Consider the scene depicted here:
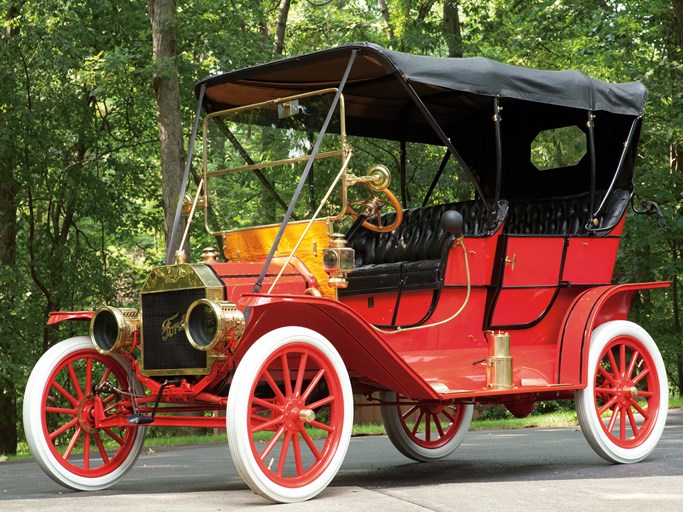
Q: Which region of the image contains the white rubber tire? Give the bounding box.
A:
[380,390,473,462]
[227,326,353,503]
[575,321,668,464]
[23,337,146,490]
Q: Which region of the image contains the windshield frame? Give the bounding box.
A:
[200,88,348,237]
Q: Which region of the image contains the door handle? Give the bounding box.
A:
[505,254,516,271]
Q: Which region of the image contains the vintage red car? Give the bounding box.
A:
[24,42,668,503]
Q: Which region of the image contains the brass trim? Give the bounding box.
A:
[504,254,516,271]
[299,409,316,423]
[305,287,322,297]
[139,263,224,377]
[203,88,344,127]
[201,247,220,262]
[206,150,343,179]
[139,367,211,377]
[141,263,223,294]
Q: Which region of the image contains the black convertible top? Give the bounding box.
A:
[197,42,646,118]
[195,43,644,201]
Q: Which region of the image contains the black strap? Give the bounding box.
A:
[422,149,451,207]
[166,85,206,264]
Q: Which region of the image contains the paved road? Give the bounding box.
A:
[2,408,683,511]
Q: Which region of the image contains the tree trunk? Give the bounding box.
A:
[0,173,17,268]
[274,0,292,56]
[0,153,18,456]
[147,0,186,256]
[0,0,25,457]
[673,0,683,54]
[670,0,683,393]
[443,0,463,58]
[378,0,395,42]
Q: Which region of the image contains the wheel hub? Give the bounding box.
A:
[612,374,639,406]
[283,397,308,431]
[77,394,98,433]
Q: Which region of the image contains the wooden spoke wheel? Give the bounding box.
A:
[380,391,473,462]
[575,321,668,463]
[23,337,145,490]
[227,327,353,503]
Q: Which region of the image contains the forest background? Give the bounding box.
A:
[1,0,682,455]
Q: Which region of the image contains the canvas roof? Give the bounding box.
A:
[195,43,644,200]
[197,42,646,121]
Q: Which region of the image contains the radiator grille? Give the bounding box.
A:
[141,289,207,375]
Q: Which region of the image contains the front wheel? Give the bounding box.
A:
[380,390,473,462]
[575,321,668,463]
[227,327,353,503]
[23,337,146,490]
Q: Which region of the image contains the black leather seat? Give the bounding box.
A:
[505,188,631,236]
[340,200,508,295]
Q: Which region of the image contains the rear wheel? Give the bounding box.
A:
[380,390,473,462]
[227,327,353,503]
[575,321,668,463]
[23,337,146,490]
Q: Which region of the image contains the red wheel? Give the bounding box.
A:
[23,337,145,490]
[380,391,472,461]
[227,327,353,502]
[575,321,668,463]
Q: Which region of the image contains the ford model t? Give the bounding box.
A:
[24,43,668,503]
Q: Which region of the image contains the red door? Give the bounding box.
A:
[488,236,565,328]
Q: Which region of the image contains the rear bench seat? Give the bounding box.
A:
[505,188,631,235]
[339,199,508,296]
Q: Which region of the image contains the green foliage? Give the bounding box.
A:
[1,0,682,455]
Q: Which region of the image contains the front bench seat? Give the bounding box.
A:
[339,199,507,296]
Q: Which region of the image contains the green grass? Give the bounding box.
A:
[470,410,579,430]
[669,395,683,408]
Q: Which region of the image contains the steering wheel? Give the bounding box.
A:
[346,183,403,233]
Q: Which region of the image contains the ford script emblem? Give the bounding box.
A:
[161,312,185,342]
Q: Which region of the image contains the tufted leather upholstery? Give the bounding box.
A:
[505,188,631,236]
[340,200,507,295]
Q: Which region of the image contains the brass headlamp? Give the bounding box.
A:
[90,306,139,354]
[184,299,245,352]
[322,233,355,288]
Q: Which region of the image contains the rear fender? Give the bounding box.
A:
[236,294,440,400]
[557,282,669,386]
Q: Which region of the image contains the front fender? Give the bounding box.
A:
[236,294,440,400]
[47,311,94,325]
[557,282,669,386]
